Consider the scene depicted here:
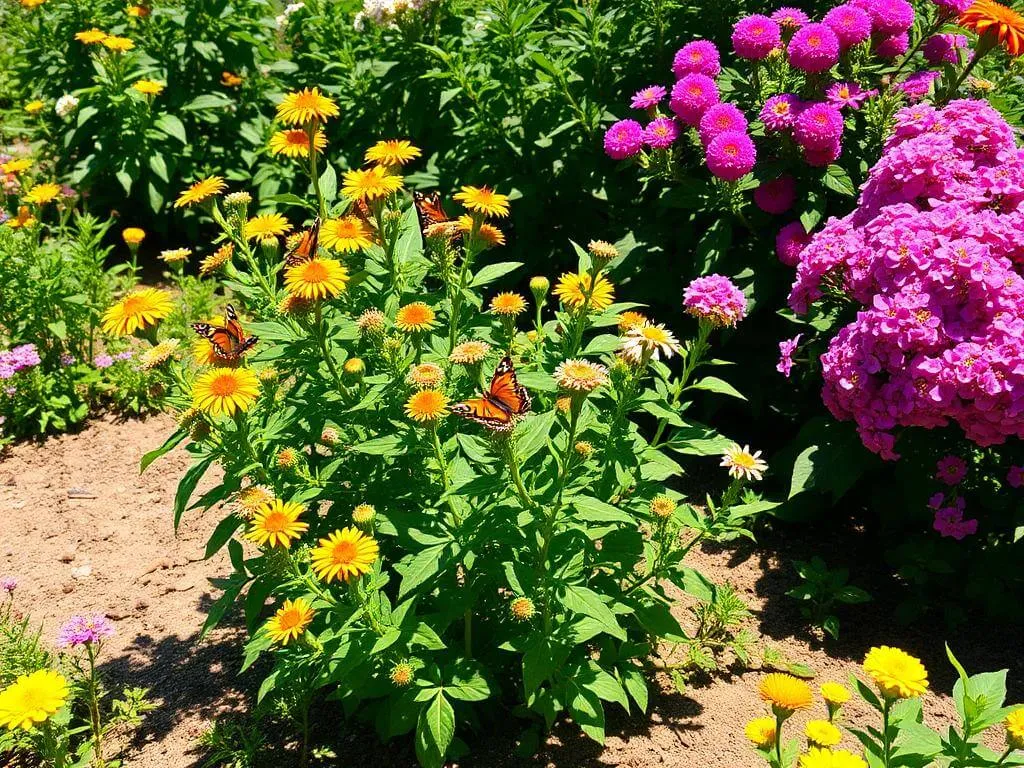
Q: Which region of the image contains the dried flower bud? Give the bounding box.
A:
[587,239,619,267]
[320,427,339,446]
[276,447,299,470]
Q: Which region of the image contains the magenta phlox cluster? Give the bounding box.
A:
[0,344,41,381]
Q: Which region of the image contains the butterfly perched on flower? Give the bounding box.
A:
[284,217,321,267]
[413,190,459,242]
[451,356,531,428]
[191,305,258,361]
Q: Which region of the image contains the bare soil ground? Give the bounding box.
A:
[1,415,1020,767]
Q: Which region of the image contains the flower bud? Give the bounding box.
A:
[344,357,365,377]
[529,275,550,304]
[352,503,376,527]
[574,441,594,458]
[276,447,299,470]
[587,239,619,268]
[509,597,536,622]
[320,427,339,446]
[650,494,677,519]
[390,661,414,687]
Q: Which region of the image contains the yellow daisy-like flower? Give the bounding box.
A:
[394,302,436,333]
[247,499,309,548]
[174,176,227,208]
[554,271,615,313]
[758,673,813,716]
[75,28,108,44]
[649,495,677,519]
[365,139,422,167]
[284,258,349,300]
[264,598,314,645]
[268,128,326,159]
[341,165,404,202]
[276,87,339,126]
[101,35,135,52]
[456,215,505,247]
[554,358,609,393]
[310,527,379,583]
[390,661,415,686]
[449,340,491,365]
[132,79,164,96]
[122,227,145,246]
[798,748,867,768]
[343,358,365,375]
[617,311,648,332]
[139,338,180,370]
[744,717,777,749]
[862,647,929,700]
[405,389,449,423]
[125,4,150,17]
[20,0,45,9]
[192,337,219,367]
[159,247,191,264]
[489,292,527,316]
[1005,710,1024,750]
[721,443,768,482]
[0,670,69,731]
[820,682,850,707]
[619,322,682,364]
[406,363,445,389]
[7,207,37,229]
[243,213,292,244]
[192,367,260,417]
[24,101,45,115]
[510,597,536,622]
[320,216,373,253]
[200,243,234,275]
[1,158,32,174]
[24,183,61,206]
[101,288,173,336]
[806,720,843,748]
[453,185,510,218]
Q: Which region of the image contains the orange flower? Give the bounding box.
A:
[961,1,1024,56]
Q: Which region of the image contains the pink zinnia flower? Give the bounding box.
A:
[823,4,873,50]
[673,40,721,78]
[936,455,968,486]
[934,505,978,540]
[771,7,809,29]
[894,71,941,102]
[793,103,845,151]
[853,0,914,36]
[931,0,972,15]
[603,119,644,160]
[643,117,680,149]
[804,142,842,167]
[777,334,803,377]
[630,85,666,110]
[788,23,841,73]
[705,130,757,182]
[670,74,720,125]
[875,32,909,59]
[698,103,748,146]
[1008,465,1024,488]
[826,82,873,110]
[923,33,968,65]
[732,14,782,60]
[776,221,811,267]
[683,274,748,327]
[760,94,802,131]
[754,176,796,214]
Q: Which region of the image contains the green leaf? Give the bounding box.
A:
[153,114,186,144]
[559,585,625,640]
[352,434,407,456]
[470,261,522,287]
[690,376,745,400]
[515,410,556,462]
[173,456,214,530]
[566,678,606,744]
[319,163,338,203]
[415,693,455,768]
[204,515,243,559]
[446,660,493,702]
[823,164,856,196]
[571,496,635,525]
[398,544,447,599]
[182,93,231,111]
[621,666,648,713]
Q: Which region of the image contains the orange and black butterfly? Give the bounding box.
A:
[191,305,258,361]
[413,190,459,242]
[284,216,321,267]
[451,356,531,428]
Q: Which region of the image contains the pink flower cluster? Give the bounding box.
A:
[930,493,978,539]
[684,274,748,328]
[57,614,116,648]
[0,344,41,380]
[787,100,1024,459]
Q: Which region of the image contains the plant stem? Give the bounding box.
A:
[650,322,712,447]
[314,303,346,396]
[87,644,105,768]
[882,698,892,768]
[774,713,784,768]
[307,122,326,219]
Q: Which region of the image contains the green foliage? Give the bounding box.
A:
[786,557,871,640]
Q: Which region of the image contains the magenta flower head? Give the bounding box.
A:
[874,31,909,58]
[804,141,843,167]
[788,23,841,73]
[776,221,811,266]
[853,0,914,36]
[754,176,797,214]
[936,455,968,486]
[643,117,680,149]
[93,354,114,369]
[683,274,748,328]
[923,33,968,65]
[931,0,972,15]
[793,102,845,151]
[826,82,874,110]
[0,577,16,595]
[57,614,115,648]
[823,4,873,50]
[732,14,782,60]
[1008,465,1024,488]
[630,85,667,110]
[705,131,757,182]
[895,71,941,102]
[934,504,978,540]
[673,40,721,78]
[603,119,644,160]
[760,93,802,131]
[670,74,720,125]
[771,7,809,30]
[698,103,749,146]
[777,334,803,377]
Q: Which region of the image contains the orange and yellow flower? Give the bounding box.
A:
[284,258,349,300]
[405,389,449,423]
[75,28,108,44]
[101,288,173,336]
[364,139,421,167]
[132,79,164,96]
[310,527,379,582]
[276,87,339,126]
[265,598,314,645]
[175,176,226,208]
[192,367,260,416]
[247,499,308,548]
[268,128,326,158]
[454,185,510,218]
[320,216,373,252]
[101,35,135,52]
[394,301,436,332]
[24,183,61,205]
[961,1,1024,56]
[342,165,404,202]
[1,158,31,174]
[243,213,292,244]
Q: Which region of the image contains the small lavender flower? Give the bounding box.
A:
[56,614,115,648]
[0,577,17,594]
[94,354,114,369]
[115,350,134,361]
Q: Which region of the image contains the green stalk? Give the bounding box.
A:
[650,321,712,447]
[774,713,784,768]
[306,121,326,219]
[86,644,105,768]
[941,35,997,104]
[882,698,892,768]
[314,303,346,396]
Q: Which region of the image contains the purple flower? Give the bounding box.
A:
[10,344,40,370]
[788,23,841,73]
[933,497,977,540]
[603,119,644,160]
[823,4,873,50]
[60,353,76,366]
[771,7,809,29]
[669,74,720,126]
[732,15,782,60]
[56,614,115,648]
[776,221,811,267]
[894,71,941,102]
[793,103,845,152]
[0,577,17,594]
[630,85,666,110]
[760,94,802,131]
[643,117,680,149]
[1008,466,1024,488]
[0,363,15,381]
[672,40,721,78]
[115,350,134,361]
[683,274,748,328]
[804,142,843,167]
[875,32,909,59]
[777,334,803,377]
[754,176,797,214]
[826,82,874,110]
[705,130,757,182]
[698,103,748,146]
[853,0,915,36]
[936,455,968,486]
[923,33,968,65]
[931,0,972,15]
[94,354,114,369]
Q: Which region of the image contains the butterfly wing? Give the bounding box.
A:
[486,356,531,415]
[285,217,322,267]
[414,190,457,241]
[191,306,258,361]
[451,397,514,427]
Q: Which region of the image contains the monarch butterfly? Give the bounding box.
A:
[191,305,258,361]
[451,356,531,428]
[413,190,459,242]
[284,217,321,267]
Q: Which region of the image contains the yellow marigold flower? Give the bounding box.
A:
[574,440,594,458]
[24,183,61,206]
[456,214,506,247]
[343,357,365,375]
[125,4,150,17]
[192,367,260,417]
[310,527,379,583]
[390,661,415,686]
[132,79,164,96]
[758,673,813,716]
[453,185,510,218]
[20,0,45,9]
[175,176,226,208]
[1,158,32,174]
[265,598,314,645]
[555,395,572,414]
[101,35,135,52]
[122,227,145,246]
[554,358,609,393]
[102,288,173,336]
[351,503,376,526]
[863,646,929,700]
[247,499,308,548]
[0,670,69,731]
[405,389,449,423]
[159,247,191,263]
[510,597,536,622]
[221,71,243,87]
[799,748,866,768]
[649,495,676,519]
[406,363,445,389]
[236,486,274,517]
[284,258,349,300]
[806,720,842,748]
[200,243,234,275]
[342,165,404,202]
[1005,710,1024,750]
[744,717,777,749]
[243,213,292,244]
[24,100,45,115]
[364,139,421,167]
[276,87,339,126]
[75,28,108,44]
[395,302,436,333]
[554,271,615,313]
[820,682,850,707]
[489,292,527,316]
[449,340,490,365]
[320,216,373,253]
[268,128,326,159]
[139,338,180,370]
[191,337,219,366]
[617,311,648,332]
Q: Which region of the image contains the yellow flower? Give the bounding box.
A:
[510,597,536,622]
[247,499,309,548]
[390,661,415,686]
[221,71,243,87]
[20,0,45,8]
[554,271,615,313]
[275,87,339,126]
[236,486,274,517]
[449,340,490,365]
[799,748,867,768]
[159,247,191,263]
[192,367,260,416]
[806,720,842,748]
[721,443,769,482]
[320,216,373,253]
[344,358,365,375]
[276,447,299,469]
[175,176,227,208]
[1,158,32,174]
[24,100,45,115]
[405,389,449,423]
[268,128,326,158]
[102,288,173,336]
[0,670,69,731]
[101,35,135,52]
[649,495,677,519]
[351,503,375,525]
[265,598,314,645]
[619,322,681,364]
[588,239,619,264]
[457,215,505,247]
[489,292,527,316]
[139,338,180,370]
[24,183,61,206]
[364,139,422,167]
[200,243,234,275]
[395,302,436,333]
[243,213,293,244]
[192,337,219,366]
[453,185,510,218]
[310,527,379,583]
[820,682,850,707]
[863,647,929,700]
[617,311,648,332]
[125,4,150,17]
[341,165,404,202]
[1005,710,1024,750]
[132,79,164,96]
[406,363,445,389]
[554,358,609,393]
[7,207,37,229]
[758,673,813,716]
[122,227,146,246]
[75,28,108,44]
[745,717,777,749]
[284,258,349,300]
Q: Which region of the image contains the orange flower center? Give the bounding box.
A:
[210,373,239,396]
[331,540,357,564]
[121,296,144,316]
[278,608,304,629]
[262,511,289,532]
[300,260,328,283]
